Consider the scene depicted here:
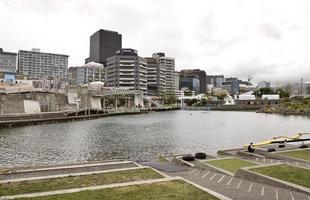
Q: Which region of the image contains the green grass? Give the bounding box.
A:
[17,180,220,200]
[251,164,310,188]
[205,158,257,173]
[0,168,162,196]
[277,149,310,161]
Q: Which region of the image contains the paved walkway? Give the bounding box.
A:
[164,168,310,200]
[238,154,310,169]
[0,161,137,180]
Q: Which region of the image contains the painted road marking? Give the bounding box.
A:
[261,185,264,196]
[256,157,259,161]
[263,158,266,162]
[237,180,242,189]
[209,173,217,181]
[217,175,225,183]
[202,171,210,178]
[226,177,233,185]
[275,188,279,200]
[291,192,295,200]
[248,183,253,192]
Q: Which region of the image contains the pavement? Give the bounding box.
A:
[0,161,137,180]
[163,167,310,200]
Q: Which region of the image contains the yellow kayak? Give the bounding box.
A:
[243,133,310,147]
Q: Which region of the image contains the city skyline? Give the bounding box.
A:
[0,0,309,84]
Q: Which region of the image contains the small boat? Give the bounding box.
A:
[244,133,310,147]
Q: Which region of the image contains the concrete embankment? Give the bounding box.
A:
[0,107,180,128]
[183,105,261,111]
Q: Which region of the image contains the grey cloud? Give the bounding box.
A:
[260,23,282,40]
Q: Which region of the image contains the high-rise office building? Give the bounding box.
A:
[152,53,175,95]
[68,62,105,85]
[86,29,122,64]
[18,49,69,79]
[0,48,17,72]
[145,57,165,96]
[106,49,147,94]
[174,71,180,91]
[179,69,206,94]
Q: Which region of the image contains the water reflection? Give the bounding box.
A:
[1,111,310,166]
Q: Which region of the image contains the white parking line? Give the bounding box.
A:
[291,192,295,200]
[202,171,210,178]
[217,175,225,183]
[261,185,264,196]
[248,183,253,192]
[209,173,217,181]
[271,159,273,163]
[226,177,233,185]
[237,180,242,189]
[275,188,279,200]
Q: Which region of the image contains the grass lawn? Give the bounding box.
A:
[0,168,162,196]
[277,149,310,161]
[205,158,257,173]
[17,180,220,200]
[251,164,310,188]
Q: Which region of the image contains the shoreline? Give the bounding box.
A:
[0,107,180,128]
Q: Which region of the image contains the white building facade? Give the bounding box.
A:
[106,49,147,94]
[18,49,68,79]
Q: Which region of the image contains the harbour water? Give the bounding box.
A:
[1,110,310,167]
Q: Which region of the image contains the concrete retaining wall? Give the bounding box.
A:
[0,92,75,114]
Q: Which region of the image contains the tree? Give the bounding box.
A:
[164,95,177,105]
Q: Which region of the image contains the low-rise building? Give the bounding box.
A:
[68,62,104,85]
[222,77,240,95]
[207,75,224,88]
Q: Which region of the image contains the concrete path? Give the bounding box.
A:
[138,161,188,172]
[0,161,137,181]
[240,154,310,169]
[164,168,310,200]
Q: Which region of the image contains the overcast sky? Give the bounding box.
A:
[0,0,309,84]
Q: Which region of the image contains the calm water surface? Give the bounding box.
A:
[1,111,310,167]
